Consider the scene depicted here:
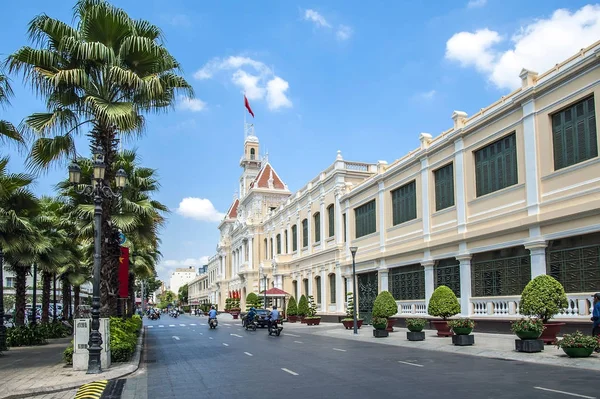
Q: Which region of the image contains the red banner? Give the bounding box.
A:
[119,247,129,298]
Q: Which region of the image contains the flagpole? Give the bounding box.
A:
[243,92,246,138]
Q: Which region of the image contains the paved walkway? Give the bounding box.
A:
[282,321,600,371]
[0,330,143,399]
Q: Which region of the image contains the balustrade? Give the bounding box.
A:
[470,294,592,318]
[396,300,427,315]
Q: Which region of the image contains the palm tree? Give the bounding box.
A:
[8,0,192,316]
[0,72,25,148]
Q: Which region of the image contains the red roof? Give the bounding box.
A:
[225,199,239,219]
[250,163,286,190]
[260,287,290,296]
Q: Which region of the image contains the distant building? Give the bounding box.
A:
[169,267,197,296]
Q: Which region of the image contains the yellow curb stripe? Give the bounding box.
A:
[75,380,108,399]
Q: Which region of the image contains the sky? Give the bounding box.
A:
[1,0,599,285]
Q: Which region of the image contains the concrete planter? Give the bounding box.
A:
[407,331,425,341]
[287,315,298,323]
[452,334,474,346]
[373,329,389,338]
[515,339,544,353]
[342,319,363,330]
[305,317,321,326]
[562,347,594,358]
[386,318,395,332]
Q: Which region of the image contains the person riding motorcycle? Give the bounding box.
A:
[267,306,279,331]
[245,307,257,327]
[208,306,217,325]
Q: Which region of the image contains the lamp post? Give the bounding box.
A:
[0,245,6,351]
[259,265,267,308]
[68,147,127,374]
[350,246,358,335]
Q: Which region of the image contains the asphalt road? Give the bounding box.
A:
[127,314,600,399]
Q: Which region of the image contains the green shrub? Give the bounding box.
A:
[372,291,398,319]
[297,295,309,317]
[37,322,71,339]
[109,316,142,363]
[306,295,319,318]
[520,275,568,323]
[428,285,460,320]
[182,305,190,313]
[372,317,388,329]
[63,341,74,365]
[343,292,361,320]
[510,318,545,334]
[225,298,232,311]
[286,296,298,316]
[6,325,48,347]
[555,331,599,349]
[448,318,475,329]
[406,318,427,330]
[246,293,261,310]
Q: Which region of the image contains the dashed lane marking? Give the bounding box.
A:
[281,368,299,376]
[398,360,423,368]
[223,343,229,346]
[172,336,180,341]
[190,323,197,326]
[284,333,300,337]
[209,337,213,340]
[332,348,346,352]
[230,334,243,338]
[533,387,595,399]
[199,332,203,335]
[179,324,186,326]
[147,326,153,328]
[159,325,164,328]
[244,352,253,356]
[169,324,175,327]
[293,341,303,344]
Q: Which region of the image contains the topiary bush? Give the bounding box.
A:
[520,275,568,323]
[306,295,319,319]
[297,295,309,317]
[372,291,398,319]
[246,293,260,310]
[428,285,460,320]
[287,296,298,316]
[343,292,361,321]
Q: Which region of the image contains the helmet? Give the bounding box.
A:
[273,306,277,310]
[211,305,215,309]
[250,307,255,311]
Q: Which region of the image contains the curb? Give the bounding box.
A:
[3,328,145,399]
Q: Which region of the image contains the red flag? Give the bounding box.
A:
[244,95,254,118]
[119,247,129,298]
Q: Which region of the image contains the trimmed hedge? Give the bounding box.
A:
[297,295,309,317]
[372,291,398,318]
[520,275,568,323]
[286,296,298,316]
[428,285,460,320]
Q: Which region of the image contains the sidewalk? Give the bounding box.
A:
[282,321,600,371]
[0,329,144,399]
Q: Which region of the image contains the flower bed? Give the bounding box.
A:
[555,331,599,357]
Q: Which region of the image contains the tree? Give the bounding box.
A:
[245,292,260,310]
[428,285,460,320]
[178,284,188,305]
[298,295,309,317]
[0,72,25,148]
[8,0,192,316]
[520,275,568,323]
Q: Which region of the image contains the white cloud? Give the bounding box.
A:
[416,90,437,100]
[304,9,331,28]
[176,197,225,222]
[336,25,353,41]
[266,77,292,110]
[156,256,210,283]
[467,0,487,8]
[178,97,206,112]
[194,55,292,110]
[445,5,600,90]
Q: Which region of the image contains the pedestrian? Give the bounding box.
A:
[591,293,600,353]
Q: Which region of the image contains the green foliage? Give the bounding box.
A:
[519,275,568,323]
[36,321,71,339]
[306,295,319,318]
[372,291,398,318]
[225,298,232,311]
[246,293,261,310]
[510,318,545,334]
[286,296,298,316]
[230,298,241,310]
[3,294,15,312]
[297,295,309,317]
[427,285,461,320]
[109,316,142,363]
[6,325,48,347]
[178,284,188,304]
[406,318,427,331]
[63,341,74,365]
[448,318,475,329]
[555,331,599,349]
[345,292,360,319]
[372,317,388,329]
[181,305,190,313]
[158,291,176,309]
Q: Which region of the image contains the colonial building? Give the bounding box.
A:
[188,271,209,308]
[208,41,600,322]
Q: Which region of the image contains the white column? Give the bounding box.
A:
[320,268,327,310]
[458,255,472,317]
[296,217,301,252]
[378,181,386,251]
[526,242,547,278]
[421,158,431,242]
[423,261,435,307]
[346,275,353,296]
[248,237,253,270]
[307,209,312,254]
[335,264,344,313]
[454,138,467,234]
[308,271,313,298]
[379,268,389,293]
[295,276,301,301]
[319,199,326,245]
[522,99,540,216]
[344,200,351,256]
[335,189,343,245]
[241,244,246,270]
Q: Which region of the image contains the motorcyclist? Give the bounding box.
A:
[208,306,217,324]
[267,306,279,331]
[245,307,257,327]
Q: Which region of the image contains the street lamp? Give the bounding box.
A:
[350,246,358,335]
[259,265,267,309]
[68,147,127,374]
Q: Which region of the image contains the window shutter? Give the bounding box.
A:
[553,114,564,170]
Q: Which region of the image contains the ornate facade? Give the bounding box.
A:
[208,41,600,321]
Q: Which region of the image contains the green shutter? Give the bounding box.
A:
[391,181,417,225]
[343,214,347,242]
[302,219,308,247]
[330,274,336,303]
[292,225,297,251]
[328,205,335,237]
[434,163,454,211]
[276,234,281,254]
[314,212,321,243]
[316,277,321,303]
[354,200,376,238]
[475,133,517,197]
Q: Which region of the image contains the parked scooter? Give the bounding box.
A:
[209,318,218,329]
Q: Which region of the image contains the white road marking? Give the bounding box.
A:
[190,324,197,326]
[199,333,203,335]
[147,326,153,328]
[209,337,213,340]
[533,387,595,399]
[398,360,423,368]
[200,323,206,326]
[224,323,231,326]
[293,341,303,344]
[281,368,298,376]
[284,333,300,337]
[172,336,180,341]
[169,324,175,327]
[159,325,164,328]
[332,348,347,352]
[244,352,253,356]
[223,343,229,347]
[179,324,186,326]
[230,334,243,338]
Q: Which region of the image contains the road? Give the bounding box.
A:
[123,314,600,399]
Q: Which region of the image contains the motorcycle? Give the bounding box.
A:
[244,316,257,331]
[149,312,160,320]
[209,318,218,329]
[268,320,283,336]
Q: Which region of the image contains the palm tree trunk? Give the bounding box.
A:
[73,285,80,318]
[61,275,70,320]
[14,267,28,326]
[41,271,51,323]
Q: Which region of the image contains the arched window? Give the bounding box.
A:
[314,212,321,243]
[327,204,335,237]
[284,230,289,253]
[329,274,336,304]
[250,148,255,160]
[302,219,308,248]
[263,238,268,259]
[292,225,298,251]
[276,234,281,254]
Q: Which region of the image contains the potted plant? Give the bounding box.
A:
[372,317,389,338]
[519,275,568,344]
[245,293,260,310]
[449,318,475,335]
[341,293,363,330]
[230,298,241,319]
[406,318,426,341]
[428,285,460,337]
[304,295,321,326]
[225,298,232,313]
[555,331,599,358]
[511,318,545,340]
[298,295,309,323]
[286,296,298,323]
[372,291,398,335]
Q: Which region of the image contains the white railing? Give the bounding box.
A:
[396,300,427,315]
[470,293,593,318]
[344,161,370,172]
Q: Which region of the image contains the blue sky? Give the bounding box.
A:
[1,0,599,284]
